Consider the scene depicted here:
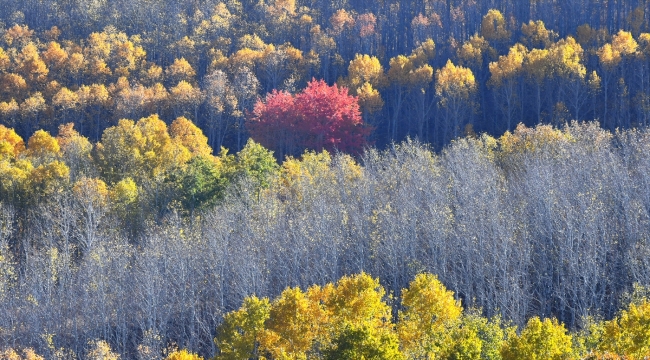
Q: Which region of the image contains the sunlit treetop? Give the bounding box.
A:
[0,125,25,159]
[481,9,511,43]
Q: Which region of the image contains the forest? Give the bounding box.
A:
[1,0,650,358]
[0,0,648,150]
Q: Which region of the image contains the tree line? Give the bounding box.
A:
[2,120,650,357]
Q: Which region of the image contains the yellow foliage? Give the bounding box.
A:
[73,177,109,206]
[598,299,650,358]
[68,52,87,75]
[137,114,191,176]
[410,38,436,66]
[3,24,34,46]
[0,100,19,120]
[229,48,263,70]
[549,37,586,79]
[170,117,213,158]
[398,273,462,359]
[387,40,437,91]
[388,55,415,87]
[0,158,32,202]
[170,81,204,108]
[214,296,271,359]
[109,177,138,207]
[86,31,112,59]
[521,20,557,48]
[611,30,638,56]
[345,54,386,89]
[56,123,92,156]
[0,48,9,72]
[0,348,44,360]
[0,125,25,159]
[19,92,46,117]
[355,82,384,114]
[498,123,572,155]
[165,349,203,360]
[166,57,196,82]
[16,42,49,83]
[280,150,332,188]
[237,34,266,51]
[329,9,355,35]
[501,317,576,360]
[210,3,234,29]
[524,48,551,83]
[97,115,196,183]
[259,286,326,359]
[86,58,112,79]
[588,71,602,92]
[458,34,492,67]
[489,43,527,86]
[144,64,163,84]
[326,272,392,332]
[95,119,145,183]
[86,340,119,360]
[52,87,79,110]
[44,26,61,41]
[0,73,28,98]
[481,9,511,42]
[29,160,70,197]
[435,60,477,102]
[41,41,68,70]
[598,44,622,69]
[26,130,60,160]
[334,153,363,182]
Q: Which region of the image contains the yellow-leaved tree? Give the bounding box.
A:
[501,317,576,360]
[258,286,327,359]
[341,54,386,123]
[0,125,25,159]
[320,273,403,360]
[398,273,463,359]
[386,39,436,139]
[0,126,32,206]
[597,295,650,358]
[95,115,192,184]
[435,60,477,141]
[489,43,527,130]
[214,296,271,359]
[165,349,203,360]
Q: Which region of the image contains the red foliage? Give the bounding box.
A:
[247,79,370,157]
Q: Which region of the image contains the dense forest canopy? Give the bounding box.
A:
[2,0,650,358]
[0,0,649,151]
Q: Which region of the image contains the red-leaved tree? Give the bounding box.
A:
[247,79,370,158]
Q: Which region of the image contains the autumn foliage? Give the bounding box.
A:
[247,79,370,158]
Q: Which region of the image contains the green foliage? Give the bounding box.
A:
[214,296,271,359]
[450,310,508,360]
[171,155,228,214]
[232,138,279,190]
[323,325,404,360]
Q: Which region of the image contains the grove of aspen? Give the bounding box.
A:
[1,0,650,358]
